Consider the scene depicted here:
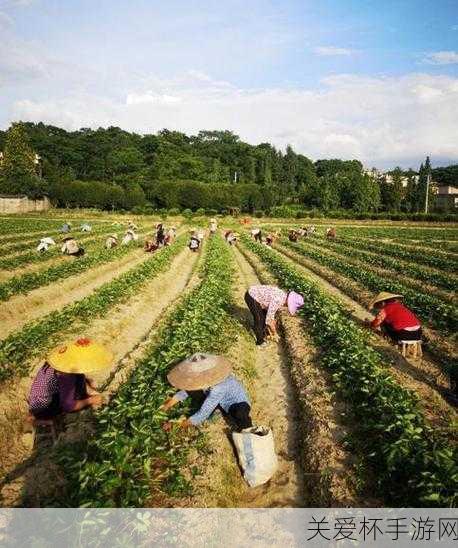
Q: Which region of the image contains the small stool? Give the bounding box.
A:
[27,416,59,446]
[399,340,423,359]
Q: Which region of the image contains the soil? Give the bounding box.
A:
[273,243,458,435]
[0,247,147,338]
[0,246,200,507]
[174,244,305,507]
[301,238,455,303]
[237,244,370,506]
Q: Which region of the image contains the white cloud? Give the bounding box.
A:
[126,92,182,106]
[313,46,356,56]
[10,72,458,169]
[423,51,458,65]
[0,10,13,29]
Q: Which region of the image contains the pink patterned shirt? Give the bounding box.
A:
[248,285,287,323]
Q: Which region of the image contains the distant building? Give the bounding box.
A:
[436,185,458,209]
[363,167,421,188]
[0,194,51,214]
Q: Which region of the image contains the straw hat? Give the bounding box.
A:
[62,236,74,242]
[167,353,232,391]
[369,292,403,310]
[110,234,118,239]
[47,338,113,374]
[210,218,217,223]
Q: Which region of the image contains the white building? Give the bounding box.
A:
[436,185,458,209]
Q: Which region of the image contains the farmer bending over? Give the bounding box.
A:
[245,285,304,345]
[209,218,218,236]
[189,231,200,252]
[162,353,252,432]
[369,292,422,344]
[288,230,298,242]
[326,227,336,239]
[61,236,84,257]
[36,237,55,253]
[105,234,118,249]
[27,338,112,422]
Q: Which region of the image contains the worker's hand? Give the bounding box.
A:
[162,421,173,432]
[160,397,177,412]
[266,321,277,336]
[179,418,192,430]
[89,394,103,409]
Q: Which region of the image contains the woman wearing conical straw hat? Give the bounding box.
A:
[27,338,113,421]
[162,353,252,432]
[105,234,118,249]
[369,292,422,344]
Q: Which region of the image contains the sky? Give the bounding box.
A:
[0,0,457,169]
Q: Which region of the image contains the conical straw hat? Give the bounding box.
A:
[167,353,232,391]
[369,291,403,310]
[47,338,113,374]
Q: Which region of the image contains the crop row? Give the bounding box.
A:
[281,239,457,334]
[0,236,145,302]
[0,226,129,270]
[274,240,457,383]
[53,234,235,507]
[241,236,457,507]
[0,224,113,258]
[0,218,64,235]
[305,235,457,293]
[0,237,185,382]
[340,235,457,272]
[338,226,458,241]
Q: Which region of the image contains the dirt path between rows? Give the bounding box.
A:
[0,246,201,506]
[176,244,304,508]
[274,244,458,434]
[0,247,148,338]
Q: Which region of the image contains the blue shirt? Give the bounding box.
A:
[175,374,250,426]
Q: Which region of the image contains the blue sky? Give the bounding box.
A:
[1,0,457,168]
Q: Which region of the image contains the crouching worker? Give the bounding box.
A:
[189,231,200,252]
[105,234,118,249]
[369,292,422,343]
[61,236,84,257]
[245,285,304,345]
[36,237,56,253]
[27,338,112,421]
[162,353,252,432]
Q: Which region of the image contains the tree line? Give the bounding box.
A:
[0,122,454,213]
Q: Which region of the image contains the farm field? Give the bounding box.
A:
[0,213,457,508]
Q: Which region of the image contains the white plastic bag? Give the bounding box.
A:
[232,426,278,487]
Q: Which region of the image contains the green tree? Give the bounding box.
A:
[0,122,47,198]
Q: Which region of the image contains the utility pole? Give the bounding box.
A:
[425,173,431,213]
[233,171,238,183]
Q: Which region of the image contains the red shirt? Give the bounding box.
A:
[371,301,420,331]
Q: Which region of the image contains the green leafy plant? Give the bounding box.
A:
[242,235,458,507]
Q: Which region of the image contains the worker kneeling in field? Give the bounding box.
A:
[245,285,304,346]
[36,237,56,253]
[162,353,252,432]
[105,234,118,249]
[27,338,112,421]
[189,231,200,252]
[369,292,422,343]
[121,228,138,245]
[61,236,85,257]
